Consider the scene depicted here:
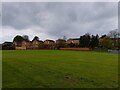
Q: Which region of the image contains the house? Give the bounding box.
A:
[13,35,44,50]
[66,38,80,45]
[31,36,44,49]
[99,35,120,49]
[111,38,120,49]
[44,39,55,49]
[2,42,14,50]
[15,40,31,50]
[56,39,66,45]
[55,39,66,49]
[13,35,31,50]
[44,39,55,45]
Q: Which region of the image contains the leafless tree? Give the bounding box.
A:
[108,29,120,38]
[108,29,120,48]
[22,35,29,40]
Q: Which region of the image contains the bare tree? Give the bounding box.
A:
[108,29,120,48]
[108,29,119,38]
[85,33,91,36]
[22,35,29,40]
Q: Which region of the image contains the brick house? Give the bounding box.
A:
[2,42,14,50]
[66,38,80,45]
[44,39,55,45]
[99,35,120,49]
[44,39,55,49]
[14,40,31,50]
[56,39,66,49]
[31,36,44,49]
[111,38,120,49]
[13,35,31,50]
[56,39,66,45]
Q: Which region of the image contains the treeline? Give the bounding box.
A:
[2,29,120,50]
[79,34,99,48]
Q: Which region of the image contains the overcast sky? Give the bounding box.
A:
[1,2,118,43]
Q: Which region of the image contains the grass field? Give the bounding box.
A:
[2,50,118,88]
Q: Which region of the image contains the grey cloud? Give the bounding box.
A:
[2,2,118,42]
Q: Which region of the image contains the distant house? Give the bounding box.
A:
[13,35,31,50]
[111,38,120,49]
[44,39,55,49]
[15,40,31,50]
[2,42,13,46]
[66,38,80,45]
[99,35,120,49]
[2,42,14,50]
[44,39,55,45]
[56,39,66,45]
[31,36,44,49]
[56,39,66,49]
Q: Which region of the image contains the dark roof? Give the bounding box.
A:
[39,40,44,43]
[68,38,80,40]
[56,39,66,42]
[32,37,43,43]
[44,39,55,42]
[99,35,107,39]
[13,35,30,42]
[3,42,13,45]
[111,38,120,40]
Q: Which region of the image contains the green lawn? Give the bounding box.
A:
[2,50,118,88]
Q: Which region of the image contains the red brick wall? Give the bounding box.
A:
[60,48,91,51]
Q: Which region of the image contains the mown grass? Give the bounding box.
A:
[2,50,118,88]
